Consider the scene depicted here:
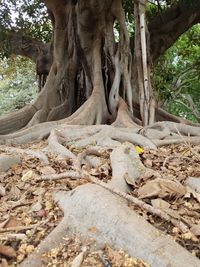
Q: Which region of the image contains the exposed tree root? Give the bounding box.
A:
[1,127,199,267]
[1,116,200,151]
[0,121,59,145]
[19,218,69,267]
[20,184,200,267]
[112,98,141,127]
[26,109,49,127]
[109,142,146,192]
[47,129,77,162]
[0,105,37,135]
[0,145,49,165]
[154,136,200,146]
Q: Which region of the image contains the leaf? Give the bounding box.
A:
[135,146,144,155]
[190,224,200,236]
[0,184,6,196]
[151,198,170,210]
[151,198,180,219]
[185,187,200,203]
[137,178,186,199]
[29,201,42,212]
[70,247,87,267]
[0,218,10,229]
[105,245,124,266]
[45,200,53,211]
[21,170,34,182]
[9,184,21,199]
[39,166,56,175]
[124,172,135,186]
[0,245,16,258]
[4,216,20,228]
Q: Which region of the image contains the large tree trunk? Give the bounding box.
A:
[0,0,199,137]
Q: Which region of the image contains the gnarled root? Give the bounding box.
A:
[0,145,49,165]
[0,105,37,135]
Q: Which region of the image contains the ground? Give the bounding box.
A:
[0,139,200,266]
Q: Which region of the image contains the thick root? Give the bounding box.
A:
[0,146,49,165]
[109,142,146,192]
[112,98,140,128]
[0,105,37,135]
[69,125,156,149]
[0,121,59,145]
[26,109,49,127]
[47,129,77,162]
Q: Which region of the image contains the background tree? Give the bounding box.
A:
[153,23,200,122]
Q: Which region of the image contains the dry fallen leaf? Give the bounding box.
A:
[70,249,86,267]
[151,198,170,210]
[190,224,200,236]
[151,198,180,219]
[105,245,124,266]
[137,178,186,199]
[9,184,21,199]
[0,258,8,267]
[21,170,34,182]
[4,216,20,228]
[0,218,10,229]
[39,166,56,175]
[0,245,16,259]
[185,187,200,203]
[124,172,135,186]
[0,184,5,196]
[29,201,43,213]
[45,200,53,211]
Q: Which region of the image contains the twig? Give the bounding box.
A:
[0,223,40,233]
[0,233,27,241]
[38,171,81,181]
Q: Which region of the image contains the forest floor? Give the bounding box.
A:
[0,141,200,267]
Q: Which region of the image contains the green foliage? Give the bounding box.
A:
[153,24,200,121]
[0,56,37,115]
[0,0,52,58]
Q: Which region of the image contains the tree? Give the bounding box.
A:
[0,56,37,116]
[0,0,199,140]
[153,24,200,122]
[1,1,200,266]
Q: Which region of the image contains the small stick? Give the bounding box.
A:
[0,223,40,233]
[0,233,27,241]
[38,171,81,181]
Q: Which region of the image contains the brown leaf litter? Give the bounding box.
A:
[0,142,200,266]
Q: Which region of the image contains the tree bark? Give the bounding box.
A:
[0,0,200,134]
[149,0,200,61]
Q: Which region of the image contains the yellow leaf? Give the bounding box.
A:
[45,200,53,211]
[135,145,144,155]
[21,170,33,182]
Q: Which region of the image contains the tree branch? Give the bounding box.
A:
[148,0,200,61]
[0,30,49,62]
